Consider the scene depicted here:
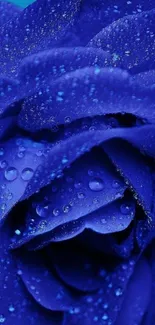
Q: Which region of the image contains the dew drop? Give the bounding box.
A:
[36,204,49,217]
[64,116,71,124]
[63,205,71,213]
[93,316,99,322]
[101,218,106,224]
[15,229,21,235]
[77,192,85,199]
[7,193,13,200]
[89,178,104,191]
[62,157,68,164]
[36,150,43,157]
[17,151,24,158]
[88,169,94,176]
[0,148,4,156]
[0,315,5,323]
[74,182,82,189]
[4,167,18,181]
[1,203,6,211]
[21,168,34,181]
[102,313,108,321]
[103,303,109,309]
[115,287,123,297]
[0,160,7,169]
[53,208,60,216]
[120,203,132,215]
[112,180,121,189]
[8,305,15,313]
[17,269,23,275]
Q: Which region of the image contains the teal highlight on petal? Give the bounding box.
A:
[2,0,35,8]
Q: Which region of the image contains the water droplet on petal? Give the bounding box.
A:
[77,192,85,199]
[62,157,68,164]
[7,193,13,200]
[4,167,18,181]
[17,269,23,275]
[112,180,121,189]
[1,203,6,211]
[0,315,5,323]
[63,205,71,213]
[36,204,49,217]
[17,151,24,158]
[89,178,104,191]
[36,150,43,157]
[88,169,94,176]
[0,160,7,169]
[74,182,82,189]
[115,287,123,297]
[53,208,60,216]
[15,229,21,235]
[21,168,34,181]
[102,313,108,321]
[8,305,15,313]
[101,218,106,224]
[64,116,71,124]
[103,303,109,309]
[120,203,132,215]
[0,148,4,156]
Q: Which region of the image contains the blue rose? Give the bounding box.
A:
[0,0,155,324]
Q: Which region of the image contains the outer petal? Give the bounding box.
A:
[115,258,152,325]
[18,67,155,132]
[63,256,138,324]
[0,224,63,324]
[0,0,81,76]
[0,1,21,27]
[133,70,155,88]
[61,0,155,46]
[0,50,110,117]
[48,242,107,293]
[88,9,155,73]
[17,251,76,311]
[141,245,155,325]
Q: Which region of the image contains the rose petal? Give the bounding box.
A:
[18,67,155,132]
[0,117,17,139]
[10,149,127,248]
[0,1,21,27]
[1,125,154,225]
[20,196,135,251]
[48,242,107,292]
[18,47,110,86]
[63,256,137,324]
[115,258,152,325]
[0,136,49,224]
[142,245,155,325]
[88,9,155,73]
[62,0,155,46]
[0,50,110,117]
[0,0,81,76]
[18,251,76,311]
[133,70,155,88]
[103,139,153,216]
[0,224,63,324]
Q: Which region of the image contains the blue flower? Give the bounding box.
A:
[0,0,155,324]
